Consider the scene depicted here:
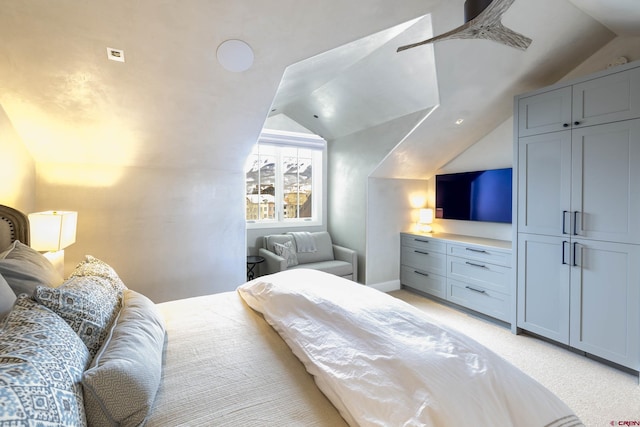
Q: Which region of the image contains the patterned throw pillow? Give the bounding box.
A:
[34,276,122,358]
[69,255,127,294]
[0,295,90,426]
[273,241,298,267]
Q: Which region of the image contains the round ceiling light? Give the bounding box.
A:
[216,39,254,73]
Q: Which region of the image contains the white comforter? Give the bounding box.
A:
[238,269,583,427]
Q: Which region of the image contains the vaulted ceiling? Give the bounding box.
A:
[1,0,639,181]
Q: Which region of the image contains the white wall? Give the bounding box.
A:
[328,110,429,283]
[36,163,246,302]
[0,105,35,213]
[367,177,427,289]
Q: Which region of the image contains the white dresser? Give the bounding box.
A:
[400,232,512,323]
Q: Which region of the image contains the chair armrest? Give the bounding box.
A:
[332,245,358,282]
[258,248,287,275]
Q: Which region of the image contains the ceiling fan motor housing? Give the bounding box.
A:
[464,0,494,22]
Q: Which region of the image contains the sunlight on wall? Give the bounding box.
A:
[3,99,138,187]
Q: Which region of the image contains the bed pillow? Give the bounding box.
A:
[69,255,127,293]
[273,241,298,267]
[82,289,166,427]
[0,273,16,320]
[0,240,64,296]
[33,276,122,358]
[0,295,90,426]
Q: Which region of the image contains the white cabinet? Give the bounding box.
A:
[518,66,640,137]
[514,60,640,373]
[569,239,640,369]
[517,234,570,343]
[401,233,511,323]
[519,118,640,243]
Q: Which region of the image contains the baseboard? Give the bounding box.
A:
[368,279,401,292]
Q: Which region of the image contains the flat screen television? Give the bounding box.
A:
[435,168,512,223]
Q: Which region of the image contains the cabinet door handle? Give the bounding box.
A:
[414,250,429,255]
[572,242,580,267]
[465,261,487,269]
[562,210,569,234]
[573,211,580,235]
[414,270,429,277]
[465,286,486,294]
[465,248,488,254]
[574,121,581,126]
[561,241,568,265]
[563,123,570,128]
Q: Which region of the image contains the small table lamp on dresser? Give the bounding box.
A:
[28,211,78,277]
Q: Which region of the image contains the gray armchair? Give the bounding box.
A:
[258,231,357,281]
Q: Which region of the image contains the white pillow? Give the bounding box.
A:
[273,241,298,267]
[0,240,63,296]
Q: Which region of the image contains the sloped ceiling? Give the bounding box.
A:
[1,0,638,181]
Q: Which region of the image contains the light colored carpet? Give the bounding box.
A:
[390,289,640,427]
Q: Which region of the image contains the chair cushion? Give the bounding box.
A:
[294,232,334,264]
[289,260,353,277]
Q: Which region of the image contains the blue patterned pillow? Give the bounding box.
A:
[69,255,127,294]
[34,276,122,358]
[0,295,90,426]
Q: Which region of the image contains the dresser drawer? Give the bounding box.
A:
[401,266,446,299]
[447,256,510,294]
[401,246,446,275]
[401,234,447,254]
[447,279,510,322]
[447,243,511,267]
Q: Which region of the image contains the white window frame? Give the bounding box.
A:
[245,129,326,229]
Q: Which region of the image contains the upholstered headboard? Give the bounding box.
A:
[0,205,30,250]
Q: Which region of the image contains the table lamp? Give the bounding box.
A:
[28,211,78,277]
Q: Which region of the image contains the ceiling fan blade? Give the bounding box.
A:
[471,22,532,50]
[397,0,530,52]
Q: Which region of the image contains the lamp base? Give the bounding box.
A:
[416,223,433,233]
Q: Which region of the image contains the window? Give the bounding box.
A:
[245,129,325,228]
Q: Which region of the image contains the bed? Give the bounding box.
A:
[0,204,584,426]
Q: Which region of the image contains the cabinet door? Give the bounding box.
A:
[569,239,640,370]
[518,86,572,137]
[517,131,572,236]
[571,119,640,244]
[517,234,570,344]
[572,67,640,127]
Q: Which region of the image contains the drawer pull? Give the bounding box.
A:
[465,261,487,269]
[465,247,488,254]
[414,250,429,255]
[465,286,486,294]
[415,238,430,243]
[414,270,429,277]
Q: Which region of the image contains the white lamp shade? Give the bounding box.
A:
[418,208,434,224]
[28,211,78,251]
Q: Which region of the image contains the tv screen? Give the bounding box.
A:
[435,168,512,223]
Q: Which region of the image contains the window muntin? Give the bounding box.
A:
[245,130,324,227]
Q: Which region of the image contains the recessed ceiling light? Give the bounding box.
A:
[216,39,254,72]
[455,118,464,125]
